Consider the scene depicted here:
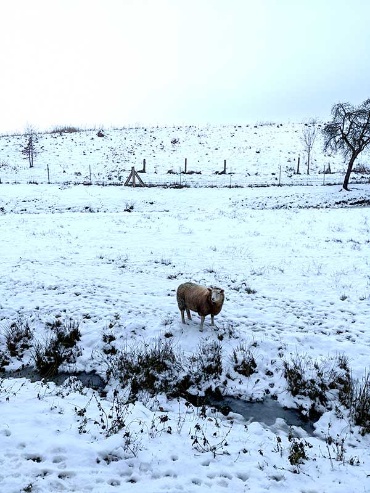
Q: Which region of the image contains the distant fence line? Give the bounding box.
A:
[0,162,369,188]
[0,175,360,188]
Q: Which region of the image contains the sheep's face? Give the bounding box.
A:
[208,287,224,303]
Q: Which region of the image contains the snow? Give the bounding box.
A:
[0,122,367,187]
[1,124,370,492]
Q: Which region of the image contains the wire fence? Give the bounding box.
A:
[0,164,369,188]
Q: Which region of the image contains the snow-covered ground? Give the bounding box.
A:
[1,125,370,492]
[0,122,368,187]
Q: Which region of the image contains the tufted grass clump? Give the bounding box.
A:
[283,353,352,415]
[288,436,312,472]
[230,342,257,377]
[32,318,81,377]
[114,338,183,398]
[350,372,370,435]
[282,352,370,435]
[107,338,225,400]
[4,318,33,358]
[0,349,10,370]
[50,125,81,134]
[190,340,223,383]
[46,318,81,348]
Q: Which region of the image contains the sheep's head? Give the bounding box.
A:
[208,287,224,304]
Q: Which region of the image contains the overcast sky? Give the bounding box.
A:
[1,0,369,132]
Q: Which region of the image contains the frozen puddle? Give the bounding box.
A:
[208,396,315,434]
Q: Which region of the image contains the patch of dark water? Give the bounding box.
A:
[208,395,315,434]
[2,366,106,391]
[221,396,313,431]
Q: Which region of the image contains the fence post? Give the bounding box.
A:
[124,167,145,187]
[278,165,282,186]
[224,159,227,174]
[89,165,92,184]
[296,155,300,174]
[47,164,50,184]
[184,158,187,174]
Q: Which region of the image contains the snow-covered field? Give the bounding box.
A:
[1,125,370,492]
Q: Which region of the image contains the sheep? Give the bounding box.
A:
[176,282,225,331]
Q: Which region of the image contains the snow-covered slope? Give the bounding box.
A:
[0,122,364,187]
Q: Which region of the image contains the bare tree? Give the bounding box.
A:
[300,119,317,175]
[22,125,38,168]
[322,99,370,190]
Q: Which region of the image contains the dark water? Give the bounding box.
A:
[3,366,106,390]
[208,396,315,434]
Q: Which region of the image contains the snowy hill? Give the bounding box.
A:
[0,122,365,187]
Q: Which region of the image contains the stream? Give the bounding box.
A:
[2,368,315,434]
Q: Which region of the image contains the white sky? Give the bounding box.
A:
[0,0,369,132]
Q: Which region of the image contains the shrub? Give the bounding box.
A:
[284,354,370,436]
[244,286,257,295]
[190,419,232,457]
[50,125,81,134]
[102,330,117,355]
[352,163,370,174]
[33,338,66,377]
[114,338,183,397]
[283,353,351,410]
[350,372,370,435]
[32,318,81,377]
[330,354,352,408]
[107,338,225,400]
[0,349,10,370]
[4,318,33,358]
[46,318,81,348]
[189,340,223,385]
[288,436,312,471]
[75,391,142,457]
[230,342,257,377]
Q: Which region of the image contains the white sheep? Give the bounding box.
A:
[176,282,225,331]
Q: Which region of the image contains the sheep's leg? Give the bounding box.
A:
[211,314,215,326]
[180,309,186,324]
[199,316,205,332]
[186,308,192,320]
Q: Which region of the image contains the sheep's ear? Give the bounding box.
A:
[220,289,224,294]
[207,288,212,293]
